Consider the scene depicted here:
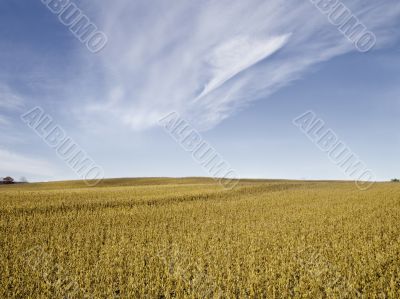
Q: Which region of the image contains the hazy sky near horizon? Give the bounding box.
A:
[0,0,399,182]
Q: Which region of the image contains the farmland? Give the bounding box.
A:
[1,178,400,298]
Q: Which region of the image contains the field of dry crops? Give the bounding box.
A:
[1,178,400,298]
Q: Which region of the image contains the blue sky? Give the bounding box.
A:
[1,0,399,182]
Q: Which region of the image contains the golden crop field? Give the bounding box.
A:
[1,178,399,298]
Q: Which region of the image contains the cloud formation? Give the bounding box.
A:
[78,0,400,130]
[195,34,291,101]
[0,84,24,131]
[0,84,24,110]
[0,149,55,177]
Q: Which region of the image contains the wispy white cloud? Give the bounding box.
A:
[0,85,24,137]
[76,0,400,131]
[195,34,291,101]
[0,84,24,111]
[0,115,10,127]
[0,148,55,177]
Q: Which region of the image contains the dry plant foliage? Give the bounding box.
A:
[1,178,399,298]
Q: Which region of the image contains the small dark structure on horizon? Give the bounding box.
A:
[2,177,15,184]
[391,178,400,183]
